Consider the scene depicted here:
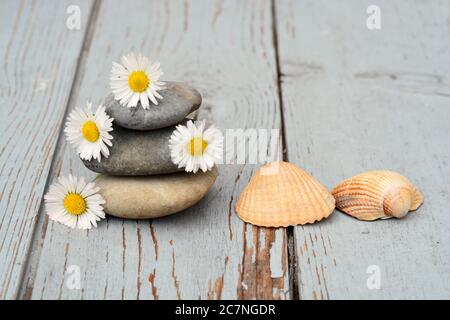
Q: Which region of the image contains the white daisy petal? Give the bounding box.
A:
[128,93,140,107]
[44,175,106,230]
[169,120,223,173]
[140,92,149,109]
[64,102,114,162]
[148,92,158,105]
[153,90,163,100]
[110,52,164,108]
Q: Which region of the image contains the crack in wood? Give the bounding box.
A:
[271,0,298,300]
[211,0,224,29]
[148,221,158,260]
[207,256,228,300]
[227,164,246,241]
[148,269,159,300]
[136,224,142,300]
[170,241,181,299]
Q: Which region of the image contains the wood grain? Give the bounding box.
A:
[0,0,93,299]
[275,0,450,299]
[28,0,289,299]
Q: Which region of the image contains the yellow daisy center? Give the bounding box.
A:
[63,193,87,215]
[82,120,100,142]
[188,137,208,156]
[128,71,150,93]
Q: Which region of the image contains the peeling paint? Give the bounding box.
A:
[237,225,287,299]
[171,244,181,299]
[149,222,158,260]
[269,229,284,278]
[148,269,159,300]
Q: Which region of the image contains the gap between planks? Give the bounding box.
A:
[18,0,102,300]
[270,0,299,300]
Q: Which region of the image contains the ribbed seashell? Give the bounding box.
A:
[332,171,423,221]
[235,161,335,227]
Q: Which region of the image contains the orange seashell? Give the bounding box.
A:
[235,161,335,227]
[332,171,423,221]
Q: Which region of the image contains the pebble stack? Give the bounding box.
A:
[82,82,218,219]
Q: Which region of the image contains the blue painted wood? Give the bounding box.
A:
[276,0,450,299]
[3,0,448,300]
[0,0,93,299]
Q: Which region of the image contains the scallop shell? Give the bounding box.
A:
[235,161,335,227]
[331,171,423,221]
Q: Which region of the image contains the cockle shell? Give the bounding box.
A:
[235,161,335,227]
[331,171,423,221]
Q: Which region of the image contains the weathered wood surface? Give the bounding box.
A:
[275,0,450,299]
[1,0,449,300]
[24,0,289,299]
[0,0,93,299]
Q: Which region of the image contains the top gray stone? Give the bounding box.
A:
[105,81,201,130]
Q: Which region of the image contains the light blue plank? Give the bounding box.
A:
[276,0,450,299]
[0,0,93,299]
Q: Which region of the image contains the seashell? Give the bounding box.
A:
[331,170,423,221]
[235,161,335,227]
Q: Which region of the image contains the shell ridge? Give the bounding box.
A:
[235,161,335,227]
[291,166,333,224]
[332,170,423,221]
[292,167,318,224]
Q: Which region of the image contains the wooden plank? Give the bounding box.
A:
[275,0,450,299]
[0,0,93,299]
[29,0,289,299]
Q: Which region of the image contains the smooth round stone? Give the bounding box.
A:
[95,167,218,219]
[105,81,201,130]
[82,122,185,175]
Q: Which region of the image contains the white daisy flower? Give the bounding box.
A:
[44,175,106,230]
[110,52,165,109]
[169,120,223,173]
[64,102,114,162]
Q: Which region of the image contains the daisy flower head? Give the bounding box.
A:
[169,120,223,173]
[44,175,106,229]
[64,102,114,162]
[110,52,165,109]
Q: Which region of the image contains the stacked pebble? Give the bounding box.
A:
[82,82,218,219]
